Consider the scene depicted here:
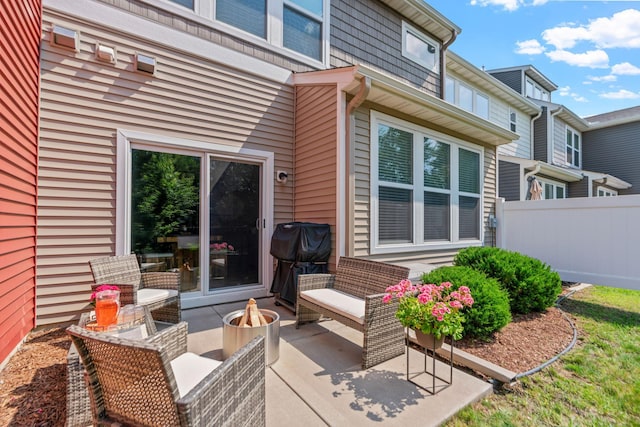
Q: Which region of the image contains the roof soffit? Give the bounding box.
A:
[446,54,540,115]
[376,0,461,42]
[293,66,518,146]
[331,66,518,146]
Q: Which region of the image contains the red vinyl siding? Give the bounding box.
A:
[0,0,41,367]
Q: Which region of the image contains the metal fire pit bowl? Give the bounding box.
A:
[222,308,280,366]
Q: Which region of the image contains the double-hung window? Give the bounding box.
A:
[372,112,483,253]
[566,126,581,168]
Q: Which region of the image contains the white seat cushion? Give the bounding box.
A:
[170,352,222,398]
[137,288,178,305]
[300,288,365,325]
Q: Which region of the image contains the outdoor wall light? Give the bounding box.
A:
[95,43,116,64]
[276,171,288,184]
[135,53,156,74]
[51,25,79,51]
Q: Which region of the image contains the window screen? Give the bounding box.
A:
[379,187,412,243]
[217,0,267,38]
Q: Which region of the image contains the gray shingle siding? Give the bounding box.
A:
[583,121,640,195]
[498,160,521,201]
[330,0,441,97]
[488,70,522,94]
[533,107,548,162]
[568,177,588,198]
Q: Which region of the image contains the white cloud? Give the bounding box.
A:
[587,75,617,83]
[600,89,640,100]
[611,62,640,76]
[515,39,546,55]
[469,0,547,11]
[542,9,640,50]
[558,85,588,103]
[545,49,609,68]
[470,0,521,11]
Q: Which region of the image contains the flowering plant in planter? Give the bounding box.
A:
[89,284,120,307]
[210,242,235,252]
[383,279,474,340]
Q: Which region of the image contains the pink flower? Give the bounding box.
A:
[382,294,393,303]
[90,284,120,303]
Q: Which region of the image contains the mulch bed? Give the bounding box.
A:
[0,305,576,426]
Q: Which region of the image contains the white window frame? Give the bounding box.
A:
[566,125,581,168]
[142,0,330,67]
[597,186,617,197]
[509,108,517,133]
[445,76,490,120]
[525,77,549,101]
[370,111,484,254]
[402,22,440,74]
[116,129,275,306]
[537,177,566,200]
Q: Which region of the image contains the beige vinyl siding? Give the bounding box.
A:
[494,103,531,160]
[483,146,498,247]
[352,105,498,266]
[294,84,338,270]
[94,0,314,73]
[38,11,295,325]
[552,115,567,166]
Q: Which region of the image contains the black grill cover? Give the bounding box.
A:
[270,222,331,262]
[270,261,328,305]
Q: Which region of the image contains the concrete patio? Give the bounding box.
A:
[182,297,493,427]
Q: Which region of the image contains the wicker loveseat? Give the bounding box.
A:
[295,256,410,369]
[66,322,266,426]
[89,254,181,323]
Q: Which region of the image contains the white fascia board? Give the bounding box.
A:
[582,170,632,190]
[44,0,293,85]
[500,155,583,182]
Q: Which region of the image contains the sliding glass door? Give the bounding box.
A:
[209,159,261,290]
[128,146,265,299]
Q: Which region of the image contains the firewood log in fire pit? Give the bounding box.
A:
[238,298,269,327]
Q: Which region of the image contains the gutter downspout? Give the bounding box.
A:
[440,29,458,99]
[344,77,370,257]
[524,163,541,200]
[530,108,543,160]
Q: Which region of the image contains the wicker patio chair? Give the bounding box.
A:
[66,307,161,427]
[296,256,410,369]
[66,322,266,427]
[89,254,181,323]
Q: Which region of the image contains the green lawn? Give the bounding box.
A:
[446,285,640,427]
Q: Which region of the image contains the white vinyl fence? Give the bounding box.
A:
[495,195,640,290]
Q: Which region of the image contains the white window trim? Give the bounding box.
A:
[370,111,484,254]
[509,108,517,133]
[596,186,617,197]
[115,129,275,303]
[566,125,581,168]
[401,21,440,74]
[536,176,566,199]
[139,0,329,67]
[525,77,549,101]
[445,76,490,120]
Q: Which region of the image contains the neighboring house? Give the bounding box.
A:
[488,65,631,201]
[34,0,518,326]
[0,0,42,367]
[583,106,640,195]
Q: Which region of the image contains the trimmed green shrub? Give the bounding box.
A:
[454,246,562,314]
[421,266,511,339]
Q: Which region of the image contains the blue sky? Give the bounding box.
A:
[426,0,640,118]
